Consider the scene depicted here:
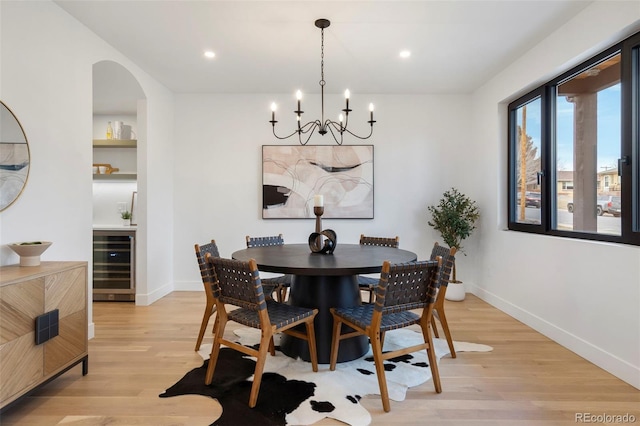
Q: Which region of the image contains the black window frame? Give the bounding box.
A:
[508,88,547,233]
[507,30,640,246]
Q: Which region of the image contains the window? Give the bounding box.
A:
[511,96,542,225]
[508,30,640,246]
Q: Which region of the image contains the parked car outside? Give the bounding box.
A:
[525,192,541,208]
[567,195,618,216]
[516,191,541,208]
[608,196,621,217]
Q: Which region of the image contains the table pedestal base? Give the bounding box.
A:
[280,274,368,364]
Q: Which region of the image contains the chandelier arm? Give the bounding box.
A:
[324,120,344,145]
[298,128,317,145]
[297,121,321,145]
[326,118,373,140]
[272,126,302,140]
[298,120,321,135]
[324,119,341,133]
[342,112,350,129]
[272,119,319,140]
[341,124,375,140]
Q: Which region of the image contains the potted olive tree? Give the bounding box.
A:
[427,188,480,301]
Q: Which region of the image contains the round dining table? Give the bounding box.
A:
[232,243,418,364]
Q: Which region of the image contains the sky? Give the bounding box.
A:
[517,83,621,172]
[557,83,621,171]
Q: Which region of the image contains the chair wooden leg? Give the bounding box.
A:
[380,331,386,350]
[329,312,342,371]
[305,320,319,372]
[208,315,220,352]
[195,300,216,351]
[205,315,227,385]
[437,308,456,358]
[248,331,272,408]
[430,315,440,338]
[212,315,219,337]
[269,336,275,356]
[371,332,391,412]
[420,320,442,393]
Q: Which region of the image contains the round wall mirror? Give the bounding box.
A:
[0,101,30,211]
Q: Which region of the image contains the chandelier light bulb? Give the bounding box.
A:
[271,103,277,112]
[339,114,344,123]
[344,89,350,99]
[369,103,374,112]
[296,90,302,113]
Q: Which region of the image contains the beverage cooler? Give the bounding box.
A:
[93,229,135,301]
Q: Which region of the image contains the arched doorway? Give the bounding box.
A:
[92,60,146,303]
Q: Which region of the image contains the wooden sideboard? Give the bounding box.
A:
[0,261,88,412]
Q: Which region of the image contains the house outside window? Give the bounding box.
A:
[562,181,574,191]
[558,171,574,192]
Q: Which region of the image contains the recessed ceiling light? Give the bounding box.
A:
[204,50,215,59]
[399,50,411,59]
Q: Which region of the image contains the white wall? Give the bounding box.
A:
[172,93,470,289]
[92,181,137,225]
[0,1,175,337]
[137,94,176,304]
[468,2,640,388]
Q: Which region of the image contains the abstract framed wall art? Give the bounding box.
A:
[262,145,373,219]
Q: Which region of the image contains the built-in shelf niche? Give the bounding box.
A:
[92,139,137,148]
[92,139,137,180]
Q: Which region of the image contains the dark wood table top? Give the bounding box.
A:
[232,243,417,276]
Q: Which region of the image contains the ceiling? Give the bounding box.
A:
[54,0,592,112]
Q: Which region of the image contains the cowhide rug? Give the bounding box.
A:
[159,328,492,426]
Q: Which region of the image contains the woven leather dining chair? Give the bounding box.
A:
[204,255,319,408]
[329,258,442,412]
[194,240,279,351]
[429,242,458,357]
[246,234,292,302]
[357,234,400,303]
[193,240,221,351]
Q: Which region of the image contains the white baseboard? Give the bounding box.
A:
[467,283,640,390]
[135,282,173,306]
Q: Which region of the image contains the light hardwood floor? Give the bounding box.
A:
[1,293,638,425]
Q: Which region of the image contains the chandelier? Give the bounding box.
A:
[269,18,376,145]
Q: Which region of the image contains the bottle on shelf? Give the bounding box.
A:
[106,121,113,140]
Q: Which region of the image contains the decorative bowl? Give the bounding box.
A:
[8,241,53,266]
